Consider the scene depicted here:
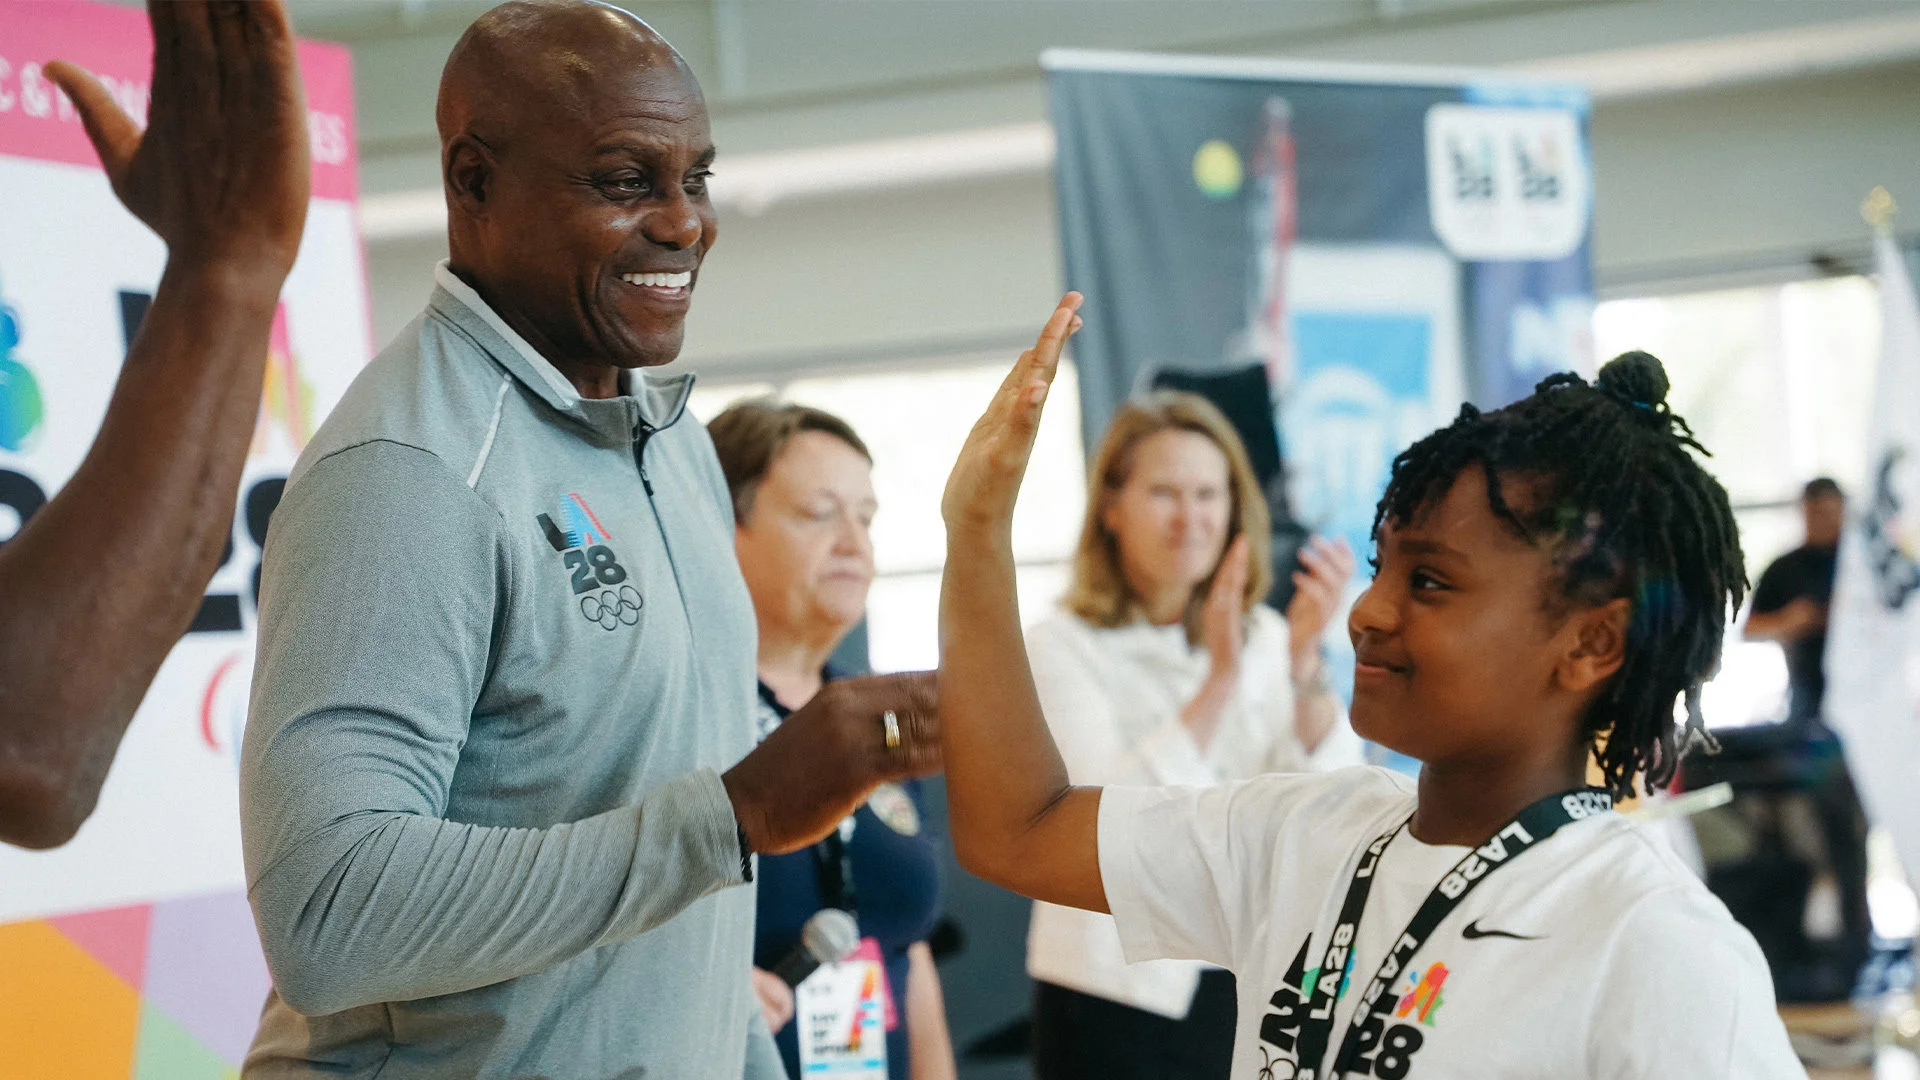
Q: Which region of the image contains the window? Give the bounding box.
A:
[689,355,1088,674]
[1595,276,1879,728]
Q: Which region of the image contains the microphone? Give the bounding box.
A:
[772,908,860,988]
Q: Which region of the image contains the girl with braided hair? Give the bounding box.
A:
[937,294,1803,1079]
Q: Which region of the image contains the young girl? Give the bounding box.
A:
[938,295,1803,1078]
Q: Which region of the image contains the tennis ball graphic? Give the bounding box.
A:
[1193,140,1243,200]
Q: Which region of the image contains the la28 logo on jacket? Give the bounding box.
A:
[537,494,640,631]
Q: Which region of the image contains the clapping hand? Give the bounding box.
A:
[1201,535,1252,678]
[1287,535,1357,661]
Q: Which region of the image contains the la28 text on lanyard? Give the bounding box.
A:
[1261,789,1611,1080]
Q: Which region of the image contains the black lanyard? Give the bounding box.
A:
[812,816,859,916]
[1292,787,1613,1080]
[757,676,862,917]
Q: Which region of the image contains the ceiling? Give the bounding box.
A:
[105,1,1920,155]
[97,0,1920,250]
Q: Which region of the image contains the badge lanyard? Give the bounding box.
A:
[813,816,859,917]
[1291,787,1613,1080]
[799,817,887,1078]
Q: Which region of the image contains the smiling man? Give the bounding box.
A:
[238,4,937,1078]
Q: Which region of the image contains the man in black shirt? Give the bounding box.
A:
[1747,478,1846,720]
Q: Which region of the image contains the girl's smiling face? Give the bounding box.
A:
[1348,465,1627,770]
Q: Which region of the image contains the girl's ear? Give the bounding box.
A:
[1558,597,1630,694]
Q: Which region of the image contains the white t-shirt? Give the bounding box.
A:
[1027,605,1340,1018]
[1098,767,1806,1079]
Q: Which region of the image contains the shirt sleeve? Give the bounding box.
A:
[240,441,746,1017]
[1585,888,1805,1079]
[1097,773,1339,970]
[1749,556,1798,615]
[1026,617,1215,787]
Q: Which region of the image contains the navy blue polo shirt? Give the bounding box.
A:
[751,676,944,1080]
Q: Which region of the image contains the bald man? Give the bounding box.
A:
[239,3,936,1077]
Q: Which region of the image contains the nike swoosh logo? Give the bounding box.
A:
[1461,919,1543,941]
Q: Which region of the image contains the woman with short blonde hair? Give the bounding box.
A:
[1025,390,1354,1080]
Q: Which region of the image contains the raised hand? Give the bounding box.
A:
[0,1,314,848]
[47,0,310,274]
[935,294,1106,915]
[941,294,1083,539]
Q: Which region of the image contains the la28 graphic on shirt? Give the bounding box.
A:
[536,494,641,630]
[1256,939,1446,1079]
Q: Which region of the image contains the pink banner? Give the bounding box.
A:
[0,0,357,202]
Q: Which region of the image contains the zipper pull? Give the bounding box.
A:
[634,422,656,497]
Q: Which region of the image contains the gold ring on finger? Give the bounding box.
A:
[883,710,901,750]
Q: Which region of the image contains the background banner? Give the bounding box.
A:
[0,3,369,1075]
[1045,50,1594,758]
[1827,225,1920,914]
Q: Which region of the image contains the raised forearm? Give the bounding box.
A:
[1294,688,1339,755]
[0,259,280,847]
[905,942,957,1080]
[1741,608,1802,643]
[1291,651,1338,753]
[937,524,1104,909]
[1179,667,1238,751]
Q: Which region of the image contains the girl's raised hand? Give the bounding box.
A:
[941,294,1084,539]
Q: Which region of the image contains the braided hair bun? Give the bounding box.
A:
[1596,350,1671,410]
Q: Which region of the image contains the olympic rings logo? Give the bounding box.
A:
[580,584,643,630]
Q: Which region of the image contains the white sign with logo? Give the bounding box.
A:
[1425,103,1589,261]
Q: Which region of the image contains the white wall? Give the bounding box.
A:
[1593,61,1920,292]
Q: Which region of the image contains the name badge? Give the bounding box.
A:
[797,938,892,1077]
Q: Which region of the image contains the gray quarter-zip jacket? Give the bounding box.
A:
[240,264,779,1079]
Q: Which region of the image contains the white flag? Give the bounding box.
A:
[1828,226,1920,878]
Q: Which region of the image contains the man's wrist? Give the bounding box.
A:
[720,767,767,863]
[736,820,755,883]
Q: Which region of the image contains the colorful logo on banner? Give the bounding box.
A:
[1424,104,1588,262]
[0,280,44,452]
[1280,312,1432,562]
[0,889,269,1078]
[259,305,317,453]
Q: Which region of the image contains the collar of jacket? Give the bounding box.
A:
[429,260,693,447]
